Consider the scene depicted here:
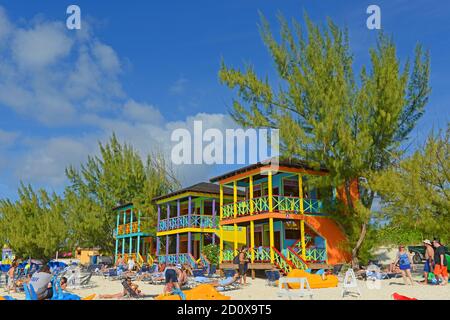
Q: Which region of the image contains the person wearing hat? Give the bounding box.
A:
[432,238,448,285]
[422,239,434,284]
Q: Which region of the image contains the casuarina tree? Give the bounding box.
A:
[219,13,430,267]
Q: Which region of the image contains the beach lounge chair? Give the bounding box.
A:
[23,283,38,301]
[146,272,166,285]
[104,268,121,280]
[207,265,218,278]
[265,270,281,286]
[121,279,145,299]
[191,275,241,292]
[192,269,205,277]
[223,269,236,278]
[78,272,94,288]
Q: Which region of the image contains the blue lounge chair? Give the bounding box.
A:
[265,270,280,286]
[23,283,38,300]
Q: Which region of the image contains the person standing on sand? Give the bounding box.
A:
[238,246,249,285]
[393,245,415,286]
[422,239,434,284]
[432,238,448,286]
[7,260,18,293]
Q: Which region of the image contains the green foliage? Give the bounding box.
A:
[219,12,430,266]
[370,125,450,244]
[64,134,180,252]
[0,184,68,260]
[202,243,220,266]
[0,134,179,259]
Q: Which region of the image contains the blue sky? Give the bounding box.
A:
[0,0,449,201]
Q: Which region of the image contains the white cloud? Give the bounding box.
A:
[12,22,73,69]
[0,10,124,125]
[0,7,12,42]
[0,6,241,192]
[17,136,97,186]
[14,111,238,187]
[0,129,19,147]
[122,99,164,125]
[169,76,188,95]
[92,42,121,74]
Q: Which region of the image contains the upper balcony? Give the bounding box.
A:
[158,214,219,232]
[117,222,139,235]
[221,195,323,220]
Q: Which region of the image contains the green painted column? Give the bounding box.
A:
[122,210,126,255]
[115,211,120,263]
[136,210,141,258]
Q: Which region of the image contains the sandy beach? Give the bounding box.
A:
[5,272,449,300]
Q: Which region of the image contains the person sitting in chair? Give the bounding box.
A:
[99,276,143,299]
[211,273,241,288]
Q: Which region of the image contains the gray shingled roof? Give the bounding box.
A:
[152,182,244,203]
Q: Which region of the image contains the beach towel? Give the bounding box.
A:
[172,288,186,300]
[392,292,417,300]
[194,276,210,283]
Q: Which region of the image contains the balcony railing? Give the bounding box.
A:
[221,195,323,219]
[305,248,327,262]
[158,253,197,268]
[117,222,139,235]
[221,249,235,262]
[158,214,219,232]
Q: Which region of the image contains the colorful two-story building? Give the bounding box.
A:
[210,160,350,275]
[153,183,246,268]
[113,203,154,267]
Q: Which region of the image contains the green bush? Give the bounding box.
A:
[202,244,220,266]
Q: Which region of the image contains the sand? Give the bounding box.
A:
[4,273,450,300]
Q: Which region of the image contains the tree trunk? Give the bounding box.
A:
[343,179,372,269]
[351,221,368,269]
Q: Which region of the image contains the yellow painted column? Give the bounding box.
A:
[233,181,237,218]
[249,175,254,214]
[298,174,306,260]
[268,171,274,263]
[269,218,274,263]
[233,181,238,254]
[268,171,273,212]
[234,223,238,254]
[249,175,255,263]
[298,173,304,213]
[300,220,306,260]
[219,184,224,264]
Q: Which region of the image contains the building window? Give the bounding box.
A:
[283,177,299,197]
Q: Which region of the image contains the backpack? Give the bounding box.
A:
[233,253,240,264]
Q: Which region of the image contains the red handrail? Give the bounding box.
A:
[287,247,308,267]
[272,247,295,269]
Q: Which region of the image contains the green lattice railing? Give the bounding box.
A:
[286,247,308,270]
[272,247,292,275]
[272,196,301,212]
[305,248,327,262]
[222,204,234,219]
[247,247,271,262]
[221,196,323,220]
[158,253,197,268]
[222,249,235,262]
